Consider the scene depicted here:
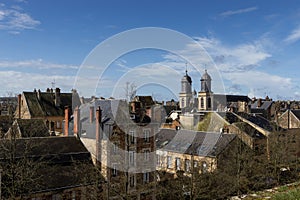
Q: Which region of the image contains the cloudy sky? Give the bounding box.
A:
[0,0,300,100]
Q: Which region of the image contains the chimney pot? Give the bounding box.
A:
[64,106,69,136]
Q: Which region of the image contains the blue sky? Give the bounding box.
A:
[0,0,300,100]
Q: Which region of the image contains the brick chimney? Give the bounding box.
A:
[54,88,61,107]
[96,106,102,165]
[90,106,94,123]
[73,106,80,137]
[18,94,21,119]
[64,106,70,136]
[257,98,262,108]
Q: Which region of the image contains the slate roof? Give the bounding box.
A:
[80,99,135,139]
[0,115,13,134]
[23,91,72,118]
[7,119,50,138]
[214,94,250,103]
[156,129,236,157]
[237,112,277,132]
[251,101,273,110]
[234,122,265,139]
[291,110,300,120]
[0,137,99,196]
[217,112,241,124]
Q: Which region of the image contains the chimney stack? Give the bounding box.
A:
[64,106,70,136]
[96,106,102,165]
[55,88,61,107]
[257,98,262,108]
[37,89,41,101]
[73,106,80,137]
[18,94,21,119]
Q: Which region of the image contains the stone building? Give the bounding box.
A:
[156,128,236,176]
[15,88,80,135]
[277,109,300,129]
[71,98,157,199]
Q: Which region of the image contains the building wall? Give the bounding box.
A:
[278,110,300,129]
[156,150,217,175]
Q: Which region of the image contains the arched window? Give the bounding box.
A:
[207,97,211,108]
[181,98,185,108]
[200,98,204,108]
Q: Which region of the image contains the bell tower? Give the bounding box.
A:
[179,67,193,109]
[198,70,213,111]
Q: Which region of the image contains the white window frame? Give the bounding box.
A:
[144,149,150,161]
[129,130,136,144]
[143,129,150,142]
[167,156,172,169]
[129,151,135,166]
[175,157,181,171]
[185,159,191,172]
[112,163,117,176]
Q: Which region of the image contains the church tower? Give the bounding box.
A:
[179,69,193,109]
[198,70,213,111]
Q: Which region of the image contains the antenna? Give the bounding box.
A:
[51,79,56,89]
[185,62,188,74]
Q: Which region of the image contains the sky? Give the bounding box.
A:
[0,0,300,101]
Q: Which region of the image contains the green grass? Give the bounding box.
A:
[272,188,300,200]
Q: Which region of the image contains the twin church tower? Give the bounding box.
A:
[179,69,213,111]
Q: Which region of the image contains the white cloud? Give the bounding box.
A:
[0,71,75,96]
[0,5,40,32]
[225,70,292,99]
[284,26,300,43]
[157,35,298,99]
[0,59,78,70]
[220,7,258,17]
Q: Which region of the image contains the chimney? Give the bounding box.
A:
[131,101,136,113]
[73,106,80,137]
[18,94,21,119]
[90,106,94,123]
[37,89,41,101]
[55,88,61,107]
[257,98,262,108]
[96,106,102,165]
[64,106,69,136]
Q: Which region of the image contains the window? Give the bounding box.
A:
[144,150,150,161]
[200,98,204,108]
[112,142,118,154]
[56,121,61,129]
[202,161,208,173]
[143,129,150,142]
[129,130,135,144]
[207,97,211,108]
[185,159,191,172]
[129,175,135,187]
[181,98,185,108]
[167,156,172,169]
[112,163,117,176]
[71,191,76,200]
[143,172,150,183]
[52,194,61,200]
[129,151,135,166]
[156,155,160,166]
[175,157,181,170]
[193,160,198,168]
